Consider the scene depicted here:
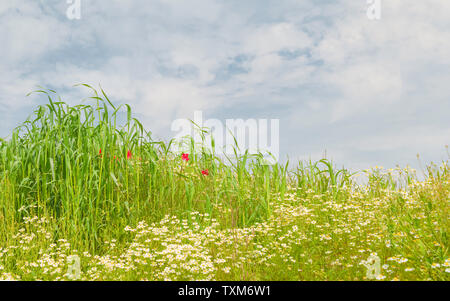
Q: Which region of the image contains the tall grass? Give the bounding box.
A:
[0,85,321,247]
[0,86,448,280]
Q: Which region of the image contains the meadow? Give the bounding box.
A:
[0,86,448,281]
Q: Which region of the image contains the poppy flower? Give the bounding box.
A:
[127,150,132,160]
[201,169,209,176]
[181,153,189,162]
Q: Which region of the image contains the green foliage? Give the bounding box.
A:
[0,86,448,281]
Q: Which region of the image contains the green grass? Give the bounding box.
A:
[0,86,448,281]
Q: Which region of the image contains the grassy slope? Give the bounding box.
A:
[0,86,448,280]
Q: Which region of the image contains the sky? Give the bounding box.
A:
[0,0,449,171]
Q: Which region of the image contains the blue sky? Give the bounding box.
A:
[0,0,449,170]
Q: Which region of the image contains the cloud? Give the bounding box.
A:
[311,1,450,123]
[0,2,69,66]
[0,0,448,170]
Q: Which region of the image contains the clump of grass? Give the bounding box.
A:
[0,86,448,280]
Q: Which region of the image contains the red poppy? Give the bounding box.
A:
[201,169,209,176]
[127,150,132,160]
[99,149,102,155]
[181,153,189,162]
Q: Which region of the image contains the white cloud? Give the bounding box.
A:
[243,22,312,55]
[0,0,448,169]
[353,126,450,153]
[0,3,69,65]
[326,62,404,122]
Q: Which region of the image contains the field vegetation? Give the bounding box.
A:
[0,86,448,280]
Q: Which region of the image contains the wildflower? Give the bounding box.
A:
[127,150,132,160]
[201,169,209,176]
[182,153,189,162]
[431,263,440,269]
[398,258,408,264]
